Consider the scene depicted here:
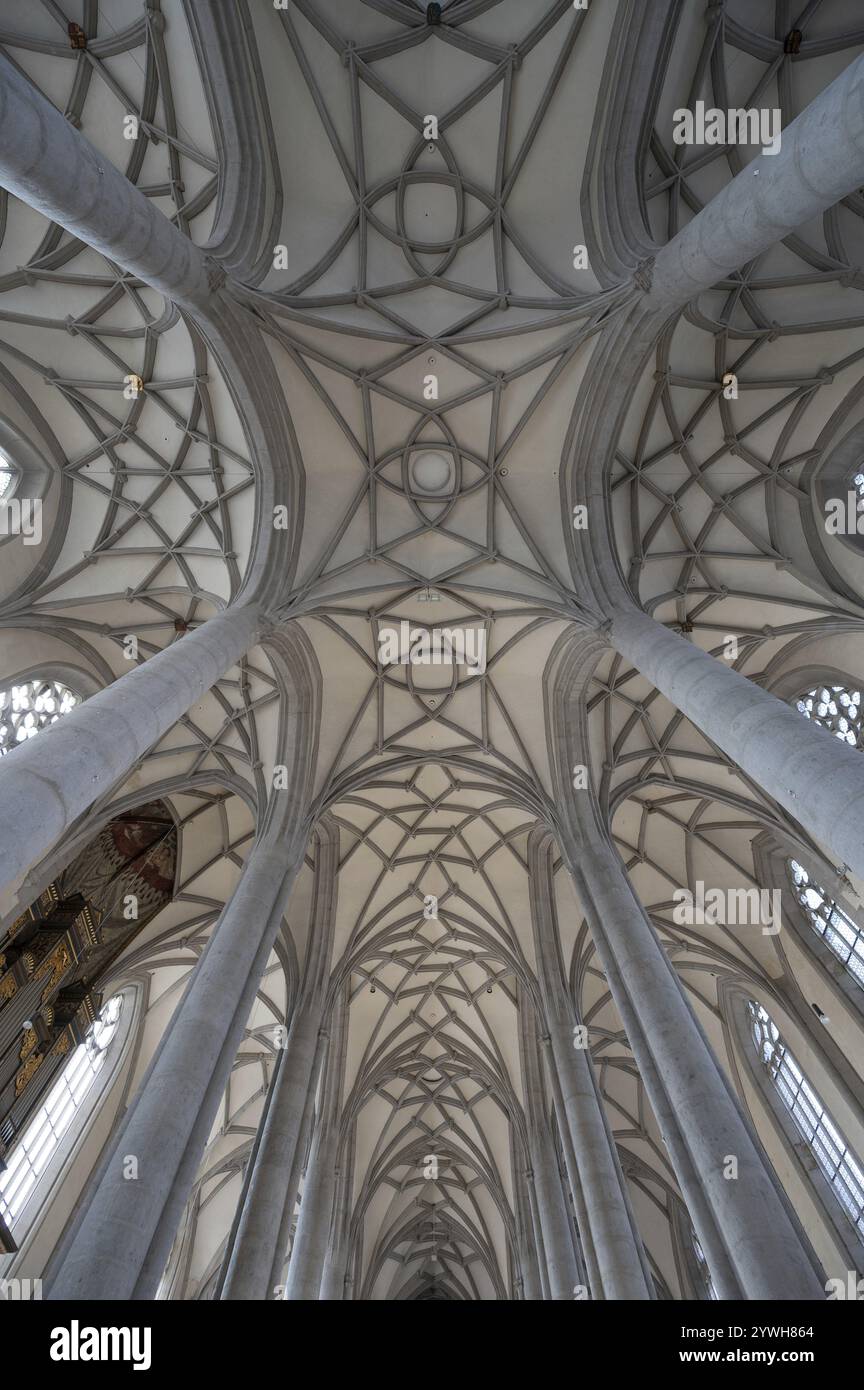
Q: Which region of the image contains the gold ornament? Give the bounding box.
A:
[15,1050,44,1097]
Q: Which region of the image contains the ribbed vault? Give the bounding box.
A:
[0,0,864,1307]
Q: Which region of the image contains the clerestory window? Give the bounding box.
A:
[748,1001,864,1244]
[0,679,79,757]
[796,684,863,748]
[0,995,123,1227]
[789,860,864,989]
[0,450,13,500]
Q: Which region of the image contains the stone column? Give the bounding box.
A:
[221,819,339,1300]
[283,1112,339,1300]
[318,1161,352,1301]
[564,819,824,1301]
[647,53,864,313]
[529,828,652,1300]
[284,991,346,1300]
[518,995,581,1300]
[512,1160,544,1301]
[221,1006,325,1300]
[529,1142,581,1301]
[0,52,214,307]
[523,1166,551,1300]
[610,608,864,883]
[0,605,260,903]
[540,1047,604,1296]
[47,831,307,1301]
[583,915,744,1300]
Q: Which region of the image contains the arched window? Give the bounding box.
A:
[748,1001,864,1243]
[0,995,123,1227]
[796,684,863,747]
[0,449,13,500]
[0,679,79,757]
[789,860,864,988]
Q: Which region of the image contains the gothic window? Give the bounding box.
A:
[0,679,79,757]
[0,449,13,499]
[796,684,863,748]
[789,860,864,989]
[748,1001,864,1243]
[0,995,122,1227]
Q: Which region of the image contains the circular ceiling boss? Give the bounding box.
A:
[411,450,453,494]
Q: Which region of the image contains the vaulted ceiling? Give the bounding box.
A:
[2,0,864,1300]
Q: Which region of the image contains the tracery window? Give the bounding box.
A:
[748,1002,864,1242]
[0,995,122,1226]
[796,684,863,748]
[789,860,864,989]
[0,679,79,757]
[0,450,13,499]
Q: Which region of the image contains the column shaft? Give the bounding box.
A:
[529,827,652,1299]
[545,1024,652,1299]
[518,994,581,1299]
[542,1048,604,1296]
[611,608,864,882]
[48,834,305,1300]
[0,53,213,305]
[224,822,339,1299]
[512,1157,543,1301]
[222,1005,324,1300]
[586,913,744,1300]
[529,1140,581,1300]
[0,605,259,902]
[569,827,823,1300]
[318,1167,351,1301]
[284,1115,338,1300]
[648,54,864,311]
[524,1168,550,1299]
